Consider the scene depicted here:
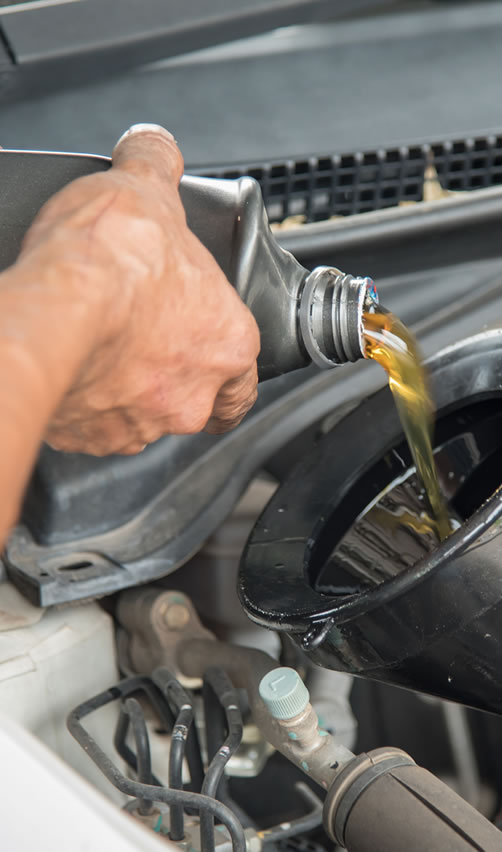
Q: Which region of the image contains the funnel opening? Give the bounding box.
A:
[308,399,502,599]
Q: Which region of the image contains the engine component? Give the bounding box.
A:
[177,645,502,852]
[0,581,122,800]
[117,587,214,689]
[66,584,502,852]
[117,583,356,772]
[113,591,350,811]
[239,329,502,714]
[199,667,243,852]
[165,485,358,750]
[177,638,351,791]
[323,747,502,852]
[257,668,501,850]
[306,667,357,752]
[67,670,246,852]
[67,666,325,852]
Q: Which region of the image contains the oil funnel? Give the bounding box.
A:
[239,329,502,714]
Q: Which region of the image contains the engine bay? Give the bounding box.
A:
[2,4,502,850]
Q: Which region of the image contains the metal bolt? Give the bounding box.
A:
[164,603,190,630]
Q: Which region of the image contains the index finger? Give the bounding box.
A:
[112,123,184,190]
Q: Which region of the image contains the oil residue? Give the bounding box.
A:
[363,306,452,542]
[317,466,448,594]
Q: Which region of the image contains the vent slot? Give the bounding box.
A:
[197,135,502,224]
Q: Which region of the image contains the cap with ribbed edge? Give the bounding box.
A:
[259,667,310,720]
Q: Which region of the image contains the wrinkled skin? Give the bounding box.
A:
[0,124,260,545]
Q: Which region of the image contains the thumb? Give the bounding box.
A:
[112,123,184,189]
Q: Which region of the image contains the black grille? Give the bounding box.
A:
[198,135,502,224]
[433,137,502,192]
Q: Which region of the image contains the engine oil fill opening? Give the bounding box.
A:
[311,304,457,595]
[312,400,502,596]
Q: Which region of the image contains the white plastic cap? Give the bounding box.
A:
[259,667,310,720]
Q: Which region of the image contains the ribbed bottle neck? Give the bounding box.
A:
[299,267,378,368]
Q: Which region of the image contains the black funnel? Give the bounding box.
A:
[239,329,502,715]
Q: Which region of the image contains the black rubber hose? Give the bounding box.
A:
[67,686,246,852]
[200,667,244,852]
[152,666,204,794]
[112,677,171,788]
[203,672,253,830]
[184,717,205,795]
[204,669,227,768]
[122,697,153,816]
[324,751,502,852]
[152,667,196,841]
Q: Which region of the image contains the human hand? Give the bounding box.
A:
[17,124,260,454]
[0,124,260,543]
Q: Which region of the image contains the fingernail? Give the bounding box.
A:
[114,123,175,149]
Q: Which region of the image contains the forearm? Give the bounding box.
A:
[0,261,104,546]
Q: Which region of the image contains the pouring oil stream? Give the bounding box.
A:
[363,305,453,542]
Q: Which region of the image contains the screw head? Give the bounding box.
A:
[164,603,190,630]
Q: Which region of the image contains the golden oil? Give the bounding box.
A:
[363,306,452,542]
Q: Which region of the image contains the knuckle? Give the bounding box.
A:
[173,399,214,434]
[177,412,210,434]
[229,394,256,422]
[231,318,260,369]
[221,382,255,411]
[204,418,225,435]
[206,411,243,435]
[246,385,259,409]
[207,387,257,436]
[138,425,165,445]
